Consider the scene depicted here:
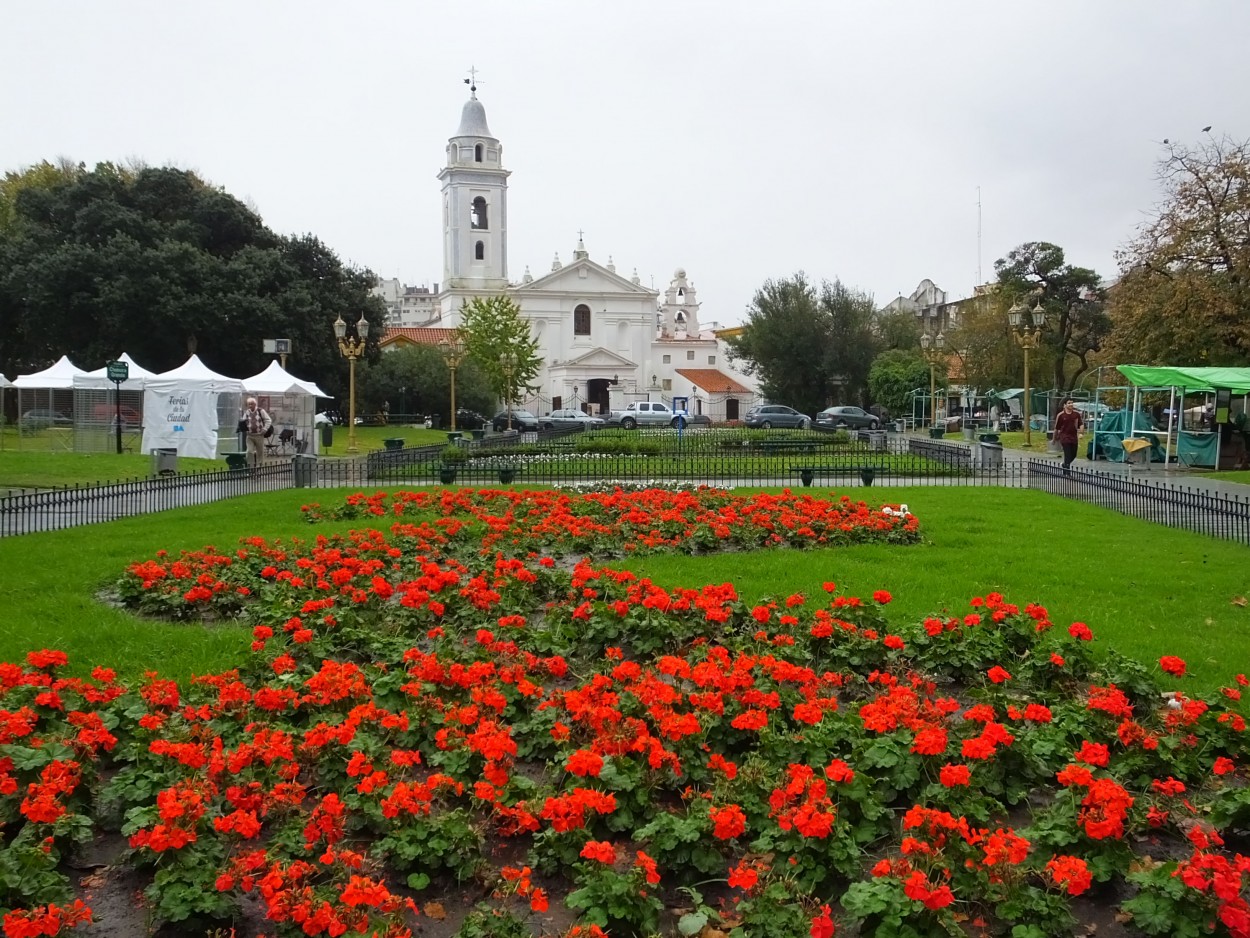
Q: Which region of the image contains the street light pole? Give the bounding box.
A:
[333,314,369,454]
[1008,301,1047,447]
[441,332,465,431]
[919,332,946,430]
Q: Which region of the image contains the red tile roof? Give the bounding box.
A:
[379,327,458,348]
[676,369,753,394]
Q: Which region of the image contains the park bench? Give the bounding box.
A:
[790,465,884,487]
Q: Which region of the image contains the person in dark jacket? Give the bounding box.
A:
[1054,398,1084,474]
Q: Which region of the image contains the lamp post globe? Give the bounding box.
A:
[333,314,369,454]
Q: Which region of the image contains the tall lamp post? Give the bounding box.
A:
[332,313,369,454]
[919,331,946,429]
[441,332,465,431]
[1008,300,1047,446]
[499,351,518,430]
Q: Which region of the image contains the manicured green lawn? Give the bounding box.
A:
[0,485,1245,698]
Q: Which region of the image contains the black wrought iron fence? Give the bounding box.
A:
[1027,460,1250,545]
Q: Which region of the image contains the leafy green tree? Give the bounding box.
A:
[994,242,1108,391]
[457,295,542,409]
[728,273,878,414]
[867,350,933,418]
[1108,134,1250,365]
[0,162,382,402]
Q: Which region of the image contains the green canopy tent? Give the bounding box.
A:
[1111,365,1250,468]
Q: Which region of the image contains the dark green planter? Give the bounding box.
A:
[859,468,875,486]
[799,468,815,487]
[438,466,458,485]
[498,468,517,485]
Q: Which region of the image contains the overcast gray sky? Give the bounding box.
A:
[6,1,1249,326]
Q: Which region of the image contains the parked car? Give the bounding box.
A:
[744,404,811,429]
[454,408,489,430]
[91,403,142,428]
[814,405,881,430]
[491,409,541,432]
[543,408,605,430]
[605,400,690,429]
[19,408,72,429]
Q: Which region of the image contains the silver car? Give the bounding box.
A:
[542,408,605,430]
[814,405,880,430]
[744,404,811,429]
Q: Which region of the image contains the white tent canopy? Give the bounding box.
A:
[13,355,88,389]
[141,355,246,460]
[241,360,329,398]
[73,352,159,391]
[0,373,11,388]
[240,361,328,455]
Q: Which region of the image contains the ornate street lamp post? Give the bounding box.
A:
[919,331,946,430]
[1008,300,1047,446]
[332,313,369,454]
[440,332,466,431]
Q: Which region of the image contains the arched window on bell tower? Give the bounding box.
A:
[474,143,483,162]
[574,304,591,336]
[471,196,488,230]
[475,241,485,261]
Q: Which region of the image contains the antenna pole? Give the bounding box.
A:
[976,186,983,287]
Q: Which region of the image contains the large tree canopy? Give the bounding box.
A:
[0,162,382,400]
[728,273,877,414]
[1107,134,1250,365]
[994,242,1108,392]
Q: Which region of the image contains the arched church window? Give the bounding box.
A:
[474,143,483,162]
[574,304,591,336]
[475,241,485,261]
[471,197,488,230]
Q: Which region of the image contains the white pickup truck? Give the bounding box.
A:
[606,400,690,429]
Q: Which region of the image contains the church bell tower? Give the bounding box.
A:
[438,74,510,295]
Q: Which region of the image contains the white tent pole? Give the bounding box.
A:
[1165,386,1176,467]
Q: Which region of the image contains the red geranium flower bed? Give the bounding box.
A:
[2,488,1247,938]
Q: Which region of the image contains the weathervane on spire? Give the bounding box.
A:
[464,65,481,96]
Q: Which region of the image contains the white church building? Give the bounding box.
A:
[377,84,759,422]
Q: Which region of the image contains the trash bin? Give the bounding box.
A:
[894,419,906,433]
[928,427,945,439]
[293,454,316,488]
[151,447,178,476]
[321,422,333,448]
[962,426,975,441]
[428,413,441,430]
[383,438,405,451]
[471,429,486,441]
[978,442,1004,469]
[978,432,1001,444]
[866,430,887,451]
[224,452,248,472]
[446,432,463,444]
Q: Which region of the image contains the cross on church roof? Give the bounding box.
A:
[463,65,481,95]
[577,228,584,241]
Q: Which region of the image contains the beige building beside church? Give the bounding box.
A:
[376,84,758,422]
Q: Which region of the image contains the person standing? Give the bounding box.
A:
[243,397,272,467]
[1054,398,1084,474]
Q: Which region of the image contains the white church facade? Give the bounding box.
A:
[377,85,758,421]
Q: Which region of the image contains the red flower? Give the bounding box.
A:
[1214,756,1236,775]
[810,903,835,938]
[580,840,616,864]
[1068,622,1093,641]
[1159,655,1187,677]
[939,764,971,787]
[727,860,759,891]
[566,749,604,778]
[709,804,747,840]
[987,666,1011,684]
[873,590,892,604]
[1074,741,1109,767]
[1046,855,1092,895]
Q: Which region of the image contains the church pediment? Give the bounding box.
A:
[561,347,637,369]
[517,258,655,296]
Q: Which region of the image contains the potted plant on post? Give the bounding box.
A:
[439,444,467,484]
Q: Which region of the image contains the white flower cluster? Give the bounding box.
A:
[557,480,727,495]
[881,504,911,518]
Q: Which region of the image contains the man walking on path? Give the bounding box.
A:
[1054,398,1084,474]
[243,397,272,467]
